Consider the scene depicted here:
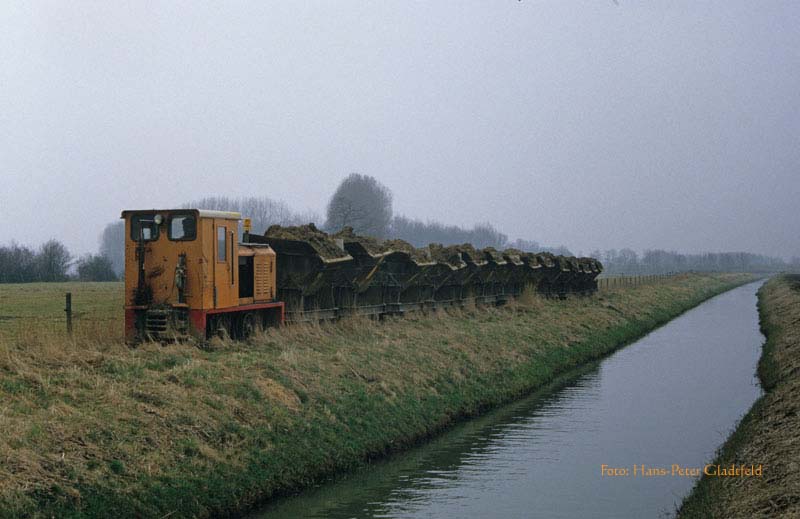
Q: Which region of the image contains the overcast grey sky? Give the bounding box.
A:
[2,1,798,258]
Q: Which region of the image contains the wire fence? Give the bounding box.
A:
[596,272,678,290]
[1,275,689,340]
[0,291,122,340]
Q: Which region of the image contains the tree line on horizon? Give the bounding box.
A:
[595,248,790,275]
[1,174,796,282]
[0,241,116,283]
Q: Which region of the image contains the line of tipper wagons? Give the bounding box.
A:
[248,224,603,322]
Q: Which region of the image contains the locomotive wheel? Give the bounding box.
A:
[239,312,257,339]
[209,315,231,339]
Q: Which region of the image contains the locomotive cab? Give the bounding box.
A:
[121,209,283,342]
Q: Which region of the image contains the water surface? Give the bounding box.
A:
[256,281,765,518]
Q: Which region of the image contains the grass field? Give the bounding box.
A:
[0,273,757,517]
[0,282,123,340]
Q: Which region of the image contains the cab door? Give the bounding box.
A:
[213,219,238,308]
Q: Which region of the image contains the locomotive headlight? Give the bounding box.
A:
[154,214,164,225]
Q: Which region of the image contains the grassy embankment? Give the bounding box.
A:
[0,273,755,517]
[678,275,800,518]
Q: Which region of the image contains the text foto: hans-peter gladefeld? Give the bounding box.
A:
[601,464,763,477]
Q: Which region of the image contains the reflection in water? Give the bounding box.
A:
[256,281,765,519]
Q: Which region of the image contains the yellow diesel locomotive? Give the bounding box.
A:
[122,209,283,341]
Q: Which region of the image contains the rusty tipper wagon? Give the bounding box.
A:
[121,209,284,341]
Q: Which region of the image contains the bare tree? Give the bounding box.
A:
[0,243,37,283]
[36,240,71,281]
[325,173,393,238]
[185,196,317,233]
[506,238,542,252]
[77,254,118,281]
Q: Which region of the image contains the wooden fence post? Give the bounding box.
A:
[65,292,72,335]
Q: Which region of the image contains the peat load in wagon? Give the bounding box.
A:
[427,243,473,304]
[331,228,417,315]
[547,255,597,297]
[576,257,602,293]
[347,238,451,311]
[449,243,493,302]
[252,224,354,320]
[562,257,597,295]
[552,255,584,297]
[566,256,589,295]
[533,252,562,296]
[375,240,444,310]
[480,247,511,302]
[510,251,546,295]
[501,248,528,297]
[455,243,495,303]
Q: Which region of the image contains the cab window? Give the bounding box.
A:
[217,226,227,262]
[169,214,197,241]
[130,215,159,241]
